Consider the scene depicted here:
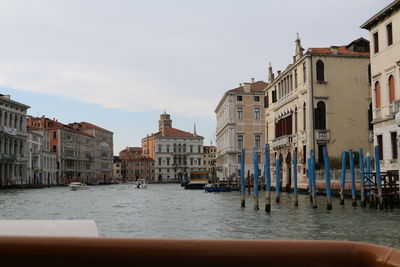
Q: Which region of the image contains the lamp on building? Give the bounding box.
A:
[395,111,400,198]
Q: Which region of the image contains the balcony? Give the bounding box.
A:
[315,129,330,142]
[0,153,17,162]
[272,135,293,149]
[390,100,400,115]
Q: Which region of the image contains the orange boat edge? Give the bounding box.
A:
[0,237,399,267]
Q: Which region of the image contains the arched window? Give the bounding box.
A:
[315,101,326,130]
[375,81,381,108]
[52,145,57,153]
[316,60,325,82]
[389,75,395,104]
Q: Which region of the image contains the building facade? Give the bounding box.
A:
[215,81,267,181]
[264,36,372,188]
[113,156,122,182]
[0,94,29,187]
[203,145,216,173]
[142,112,204,182]
[361,0,400,171]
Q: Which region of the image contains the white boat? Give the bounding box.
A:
[69,182,90,191]
[135,179,147,189]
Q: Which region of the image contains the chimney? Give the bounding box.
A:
[277,70,281,76]
[251,78,255,83]
[243,82,251,92]
[239,83,242,87]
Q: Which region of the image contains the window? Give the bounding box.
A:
[237,95,242,101]
[53,131,57,139]
[264,94,269,108]
[272,90,277,103]
[373,32,379,54]
[254,108,260,120]
[166,145,170,153]
[303,62,307,83]
[52,145,57,152]
[238,135,243,149]
[255,135,260,149]
[375,81,381,109]
[368,103,373,131]
[387,23,393,46]
[294,69,298,88]
[158,158,162,165]
[389,75,395,104]
[391,132,397,159]
[254,96,260,102]
[167,158,170,165]
[237,107,243,120]
[158,145,162,152]
[190,158,193,165]
[303,103,306,131]
[315,101,326,130]
[238,155,241,164]
[377,134,383,160]
[316,60,325,82]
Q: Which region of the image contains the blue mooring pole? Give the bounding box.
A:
[310,150,317,208]
[293,150,298,207]
[240,149,246,207]
[307,158,312,202]
[275,155,280,203]
[366,152,372,206]
[264,144,271,212]
[323,146,332,210]
[349,149,357,206]
[359,148,366,207]
[253,148,259,211]
[340,151,346,205]
[374,145,383,209]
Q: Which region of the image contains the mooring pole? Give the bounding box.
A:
[308,158,312,202]
[275,155,280,203]
[293,149,298,207]
[310,149,317,208]
[264,144,271,212]
[247,170,251,195]
[323,146,332,210]
[359,148,366,207]
[366,152,372,206]
[340,151,346,205]
[240,149,246,207]
[349,149,357,206]
[374,145,383,210]
[253,148,259,211]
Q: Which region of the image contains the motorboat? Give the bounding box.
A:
[69,182,90,191]
[135,179,147,189]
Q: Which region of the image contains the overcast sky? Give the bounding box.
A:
[0,0,393,154]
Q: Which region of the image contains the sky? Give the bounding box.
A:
[0,0,393,155]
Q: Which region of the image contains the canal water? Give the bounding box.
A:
[0,184,399,248]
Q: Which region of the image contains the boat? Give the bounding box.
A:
[184,171,209,190]
[69,182,90,191]
[204,184,239,192]
[135,179,147,189]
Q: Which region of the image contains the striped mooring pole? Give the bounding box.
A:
[359,148,366,207]
[293,149,299,207]
[349,149,357,207]
[340,151,346,205]
[310,149,317,208]
[374,145,383,210]
[275,155,280,203]
[366,152,373,206]
[240,149,246,208]
[323,146,332,210]
[264,144,271,213]
[253,147,259,211]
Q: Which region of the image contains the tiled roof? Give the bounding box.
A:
[307,46,369,56]
[77,122,113,134]
[228,81,268,93]
[153,127,203,138]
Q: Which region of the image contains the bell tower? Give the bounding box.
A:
[159,111,172,132]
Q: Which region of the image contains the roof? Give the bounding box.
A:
[76,122,113,134]
[307,43,369,57]
[361,0,400,30]
[153,127,203,138]
[228,81,268,93]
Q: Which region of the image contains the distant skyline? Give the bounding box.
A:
[0,0,392,154]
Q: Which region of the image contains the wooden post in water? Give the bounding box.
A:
[247,170,251,195]
[374,145,383,210]
[308,158,312,203]
[366,152,373,206]
[349,150,357,206]
[264,144,271,213]
[340,151,346,205]
[240,149,246,208]
[310,150,317,208]
[275,155,280,203]
[293,150,298,207]
[359,148,366,207]
[323,146,332,210]
[253,147,259,211]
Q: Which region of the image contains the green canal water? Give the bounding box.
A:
[0,184,399,248]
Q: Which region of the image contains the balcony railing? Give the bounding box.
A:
[272,135,293,149]
[0,153,17,162]
[315,129,330,142]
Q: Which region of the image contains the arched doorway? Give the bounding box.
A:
[285,152,292,191]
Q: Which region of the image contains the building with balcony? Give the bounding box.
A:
[0,94,29,187]
[142,112,204,182]
[215,80,267,180]
[361,0,400,171]
[264,35,372,189]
